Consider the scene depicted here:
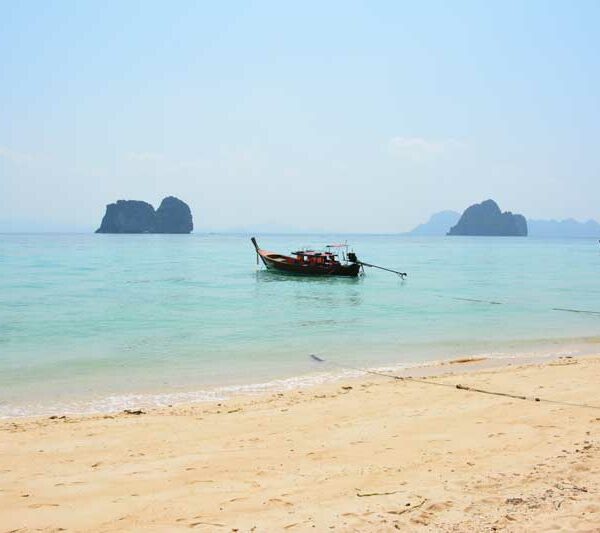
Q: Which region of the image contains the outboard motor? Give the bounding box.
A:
[347,252,358,263]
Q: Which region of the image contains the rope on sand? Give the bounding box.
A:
[309,354,600,411]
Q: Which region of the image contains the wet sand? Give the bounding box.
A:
[1,355,599,532]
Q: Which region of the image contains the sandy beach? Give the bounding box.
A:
[2,355,599,532]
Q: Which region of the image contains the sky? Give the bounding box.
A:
[1,1,599,232]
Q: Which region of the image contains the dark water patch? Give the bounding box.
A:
[300,319,339,327]
[254,270,361,285]
[126,276,189,284]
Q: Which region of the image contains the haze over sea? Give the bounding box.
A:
[1,233,599,418]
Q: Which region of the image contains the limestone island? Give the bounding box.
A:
[448,199,527,236]
[96,196,193,234]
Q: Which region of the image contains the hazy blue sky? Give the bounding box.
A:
[1,1,599,232]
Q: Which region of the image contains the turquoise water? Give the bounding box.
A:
[1,233,599,417]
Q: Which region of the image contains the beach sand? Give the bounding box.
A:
[1,356,599,532]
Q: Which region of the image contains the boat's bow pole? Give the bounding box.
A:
[251,237,260,266]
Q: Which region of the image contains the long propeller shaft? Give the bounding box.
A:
[358,261,407,278]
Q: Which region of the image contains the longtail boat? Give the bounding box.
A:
[250,237,407,278]
[251,237,360,277]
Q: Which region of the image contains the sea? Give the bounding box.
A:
[1,233,599,418]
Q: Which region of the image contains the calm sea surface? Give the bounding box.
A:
[1,233,599,417]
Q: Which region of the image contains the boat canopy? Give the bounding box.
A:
[292,250,336,257]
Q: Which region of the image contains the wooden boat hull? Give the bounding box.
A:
[261,253,361,277]
[251,238,360,277]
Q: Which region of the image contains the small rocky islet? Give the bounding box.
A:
[447,199,527,237]
[96,196,193,234]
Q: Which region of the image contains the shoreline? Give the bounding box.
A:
[2,354,599,531]
[1,347,591,420]
[2,345,597,420]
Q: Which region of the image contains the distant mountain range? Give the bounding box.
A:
[408,211,600,238]
[527,218,600,238]
[407,211,461,236]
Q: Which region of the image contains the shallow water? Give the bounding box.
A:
[1,233,599,417]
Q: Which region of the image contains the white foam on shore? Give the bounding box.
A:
[0,368,358,419]
[0,347,587,420]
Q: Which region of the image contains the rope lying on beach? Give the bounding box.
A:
[310,354,600,411]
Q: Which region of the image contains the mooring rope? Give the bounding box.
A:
[452,297,503,305]
[310,354,600,410]
[552,307,600,316]
[434,293,600,316]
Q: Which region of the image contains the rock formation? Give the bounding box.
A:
[155,196,193,234]
[95,197,193,234]
[448,199,527,236]
[95,200,157,234]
